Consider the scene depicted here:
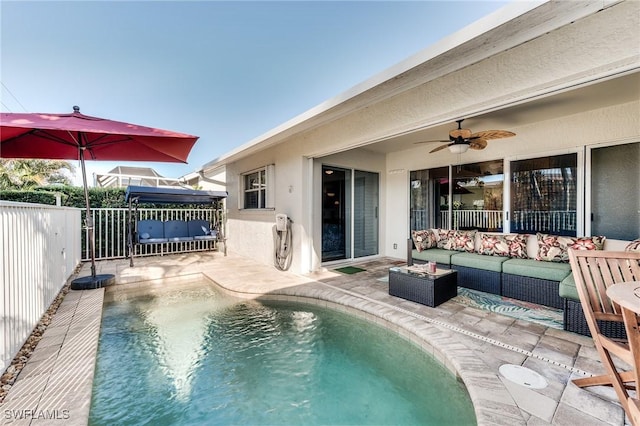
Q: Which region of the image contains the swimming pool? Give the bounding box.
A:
[90,281,476,425]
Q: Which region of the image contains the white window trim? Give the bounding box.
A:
[239,165,275,210]
[584,138,639,237]
[504,147,583,235]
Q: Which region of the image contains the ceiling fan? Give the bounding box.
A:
[417,119,515,154]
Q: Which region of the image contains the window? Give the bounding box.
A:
[590,142,639,239]
[410,155,582,236]
[241,166,274,209]
[452,160,504,231]
[510,153,577,236]
[410,167,446,230]
[409,160,503,231]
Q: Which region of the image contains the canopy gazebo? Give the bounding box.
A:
[125,185,228,266]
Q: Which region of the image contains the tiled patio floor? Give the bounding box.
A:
[1,251,632,425]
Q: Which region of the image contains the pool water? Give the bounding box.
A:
[90,283,476,425]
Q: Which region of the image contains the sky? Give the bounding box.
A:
[1,0,510,187]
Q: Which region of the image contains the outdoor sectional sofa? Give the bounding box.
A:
[408,229,639,336]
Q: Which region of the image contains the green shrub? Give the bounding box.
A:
[0,186,127,208]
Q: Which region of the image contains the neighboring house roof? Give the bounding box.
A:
[96,166,186,188]
[199,0,638,172]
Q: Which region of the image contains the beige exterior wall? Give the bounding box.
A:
[194,169,226,192]
[224,142,307,272]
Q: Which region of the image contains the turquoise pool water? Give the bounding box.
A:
[89,283,476,425]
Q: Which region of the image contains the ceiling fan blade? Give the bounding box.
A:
[414,139,450,144]
[429,143,452,153]
[471,130,516,140]
[469,139,488,150]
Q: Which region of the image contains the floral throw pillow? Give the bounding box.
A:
[452,230,476,252]
[478,234,529,258]
[435,229,455,250]
[506,234,529,259]
[411,229,436,252]
[536,233,606,262]
[625,238,640,253]
[478,234,509,256]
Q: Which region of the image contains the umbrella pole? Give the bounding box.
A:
[79,147,97,278]
[70,144,114,290]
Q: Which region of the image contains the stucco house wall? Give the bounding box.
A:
[202,0,640,274]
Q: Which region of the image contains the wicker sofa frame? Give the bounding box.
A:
[501,273,564,309]
[454,265,501,295]
[563,298,628,339]
[408,238,565,308]
[408,233,635,337]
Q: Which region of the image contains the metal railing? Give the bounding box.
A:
[439,210,503,231]
[94,172,186,188]
[83,208,223,261]
[1,201,81,372]
[432,209,575,233]
[510,210,576,235]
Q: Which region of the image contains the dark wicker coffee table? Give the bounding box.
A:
[388,266,458,307]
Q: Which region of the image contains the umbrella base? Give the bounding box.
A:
[71,274,116,290]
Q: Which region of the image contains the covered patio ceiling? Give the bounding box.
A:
[363,71,640,154]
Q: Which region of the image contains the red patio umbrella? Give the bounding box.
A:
[0,106,199,289]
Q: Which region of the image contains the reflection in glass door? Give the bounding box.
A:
[321,166,378,262]
[322,166,350,261]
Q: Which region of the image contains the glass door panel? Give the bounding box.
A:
[322,166,350,261]
[452,160,504,231]
[510,154,577,236]
[409,167,447,230]
[354,170,379,258]
[591,142,639,239]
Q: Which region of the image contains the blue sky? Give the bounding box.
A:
[1,1,509,186]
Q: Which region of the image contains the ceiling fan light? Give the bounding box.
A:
[448,144,470,154]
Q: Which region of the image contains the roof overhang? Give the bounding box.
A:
[200,0,633,171]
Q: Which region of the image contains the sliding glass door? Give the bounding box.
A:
[322,166,378,262]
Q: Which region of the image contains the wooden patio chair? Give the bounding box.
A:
[629,397,640,426]
[621,303,640,426]
[568,249,640,423]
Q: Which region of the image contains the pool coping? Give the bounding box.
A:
[1,252,626,425]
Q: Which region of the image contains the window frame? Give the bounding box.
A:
[408,147,587,235]
[239,165,275,210]
[585,140,639,238]
[504,148,584,235]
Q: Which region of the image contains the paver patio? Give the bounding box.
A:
[0,252,631,425]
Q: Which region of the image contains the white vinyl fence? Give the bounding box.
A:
[1,201,81,372]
